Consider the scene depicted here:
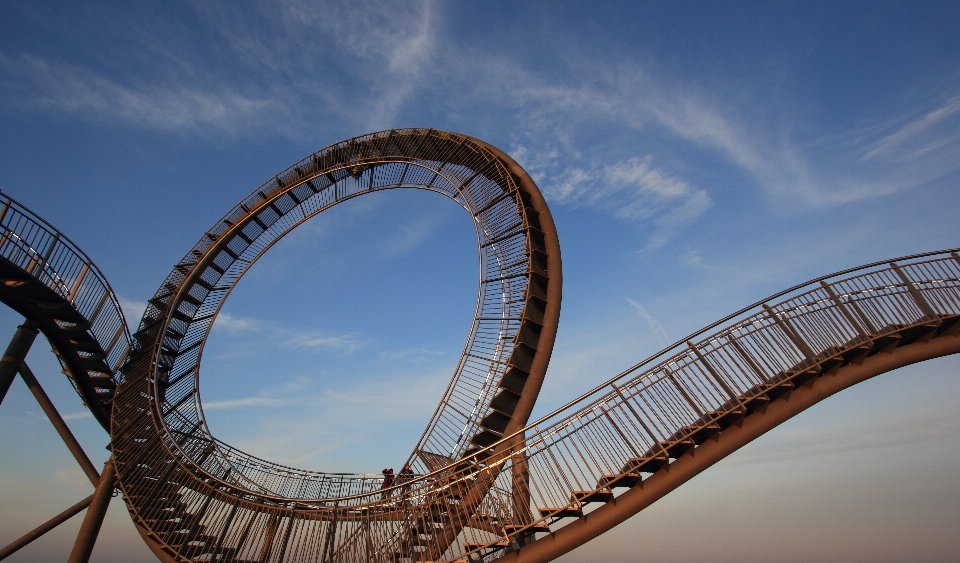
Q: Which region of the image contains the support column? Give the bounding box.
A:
[19,362,100,486]
[67,458,116,563]
[0,319,39,405]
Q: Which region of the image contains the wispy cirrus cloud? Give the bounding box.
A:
[861,95,960,163]
[0,53,278,134]
[117,296,147,326]
[208,310,365,355]
[4,0,957,232]
[626,297,669,345]
[214,312,260,332]
[207,366,452,470]
[381,215,441,256]
[194,0,437,131]
[282,331,362,352]
[382,346,443,362]
[0,0,437,136]
[520,153,711,248]
[202,396,297,410]
[465,54,960,212]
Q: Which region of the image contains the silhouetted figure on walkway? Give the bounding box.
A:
[397,463,414,499]
[380,468,394,499]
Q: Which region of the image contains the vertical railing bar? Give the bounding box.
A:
[687,342,741,402]
[211,501,240,559]
[663,367,704,417]
[891,261,938,319]
[634,387,670,437]
[644,385,679,432]
[612,384,670,459]
[727,335,768,383]
[761,305,816,360]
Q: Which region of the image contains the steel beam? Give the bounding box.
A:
[18,362,100,486]
[0,494,94,560]
[67,459,116,563]
[0,319,39,405]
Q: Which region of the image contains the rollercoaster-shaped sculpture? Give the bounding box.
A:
[2,129,959,563]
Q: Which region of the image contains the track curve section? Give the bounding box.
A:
[110,130,960,563]
[0,191,131,429]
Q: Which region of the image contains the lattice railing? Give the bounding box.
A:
[0,192,131,378]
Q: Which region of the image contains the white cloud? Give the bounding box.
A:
[861,95,960,162]
[196,0,438,131]
[281,330,362,352]
[381,216,439,256]
[626,297,669,345]
[4,1,956,218]
[201,396,295,410]
[526,153,711,247]
[0,53,277,134]
[117,296,147,326]
[61,411,94,421]
[383,346,443,361]
[206,310,363,354]
[213,312,259,332]
[681,247,706,270]
[464,54,960,210]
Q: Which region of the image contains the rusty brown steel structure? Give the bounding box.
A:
[0,191,131,428]
[111,129,562,562]
[105,129,960,563]
[0,191,131,561]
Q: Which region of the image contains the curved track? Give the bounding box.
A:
[109,130,960,563]
[0,191,131,429]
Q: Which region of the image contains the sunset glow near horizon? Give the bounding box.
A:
[1,2,959,562]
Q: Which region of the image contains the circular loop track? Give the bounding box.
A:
[112,129,562,560]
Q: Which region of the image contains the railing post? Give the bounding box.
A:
[890,262,937,320]
[322,505,338,563]
[819,280,869,338]
[664,367,704,416]
[762,305,816,360]
[612,384,671,459]
[67,458,116,563]
[67,261,90,302]
[511,435,532,528]
[727,336,768,381]
[0,319,40,406]
[686,342,740,401]
[41,232,60,268]
[0,197,11,227]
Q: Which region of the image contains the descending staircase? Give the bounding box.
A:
[0,191,130,429]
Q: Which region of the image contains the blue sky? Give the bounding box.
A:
[1,1,959,561]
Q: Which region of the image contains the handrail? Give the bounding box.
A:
[505,246,960,445]
[0,191,133,378]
